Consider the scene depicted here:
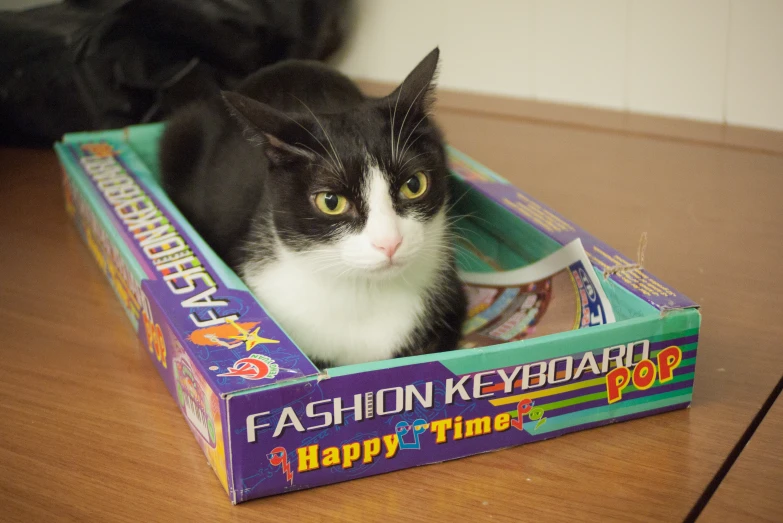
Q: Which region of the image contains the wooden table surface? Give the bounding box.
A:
[700,389,783,523]
[1,103,782,522]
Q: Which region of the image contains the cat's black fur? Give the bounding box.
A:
[160,49,467,367]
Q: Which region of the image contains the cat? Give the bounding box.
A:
[159,48,466,368]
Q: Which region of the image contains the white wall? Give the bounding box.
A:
[334,0,783,131]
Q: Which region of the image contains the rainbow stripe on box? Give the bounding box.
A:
[488,333,697,434]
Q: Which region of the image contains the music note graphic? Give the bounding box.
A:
[511,398,532,431]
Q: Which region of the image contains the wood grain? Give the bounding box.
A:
[1,99,782,522]
[699,391,783,523]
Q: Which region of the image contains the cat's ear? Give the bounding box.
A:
[221,91,316,166]
[387,47,440,115]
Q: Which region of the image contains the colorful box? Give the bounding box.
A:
[55,124,700,504]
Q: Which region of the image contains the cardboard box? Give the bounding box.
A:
[55,124,700,503]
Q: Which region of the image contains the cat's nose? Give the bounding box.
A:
[372,236,402,259]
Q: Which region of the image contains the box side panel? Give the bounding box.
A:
[227,309,699,502]
[447,147,698,311]
[58,146,233,494]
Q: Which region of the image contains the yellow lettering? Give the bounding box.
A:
[465,416,491,437]
[430,418,453,444]
[322,447,341,467]
[342,442,361,469]
[363,438,381,464]
[297,444,319,472]
[494,413,511,432]
[382,433,399,458]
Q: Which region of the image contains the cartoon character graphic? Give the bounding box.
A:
[218,353,279,381]
[267,446,293,484]
[395,419,430,450]
[174,357,217,447]
[189,318,278,351]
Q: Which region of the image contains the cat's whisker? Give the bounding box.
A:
[444,190,472,215]
[304,257,345,269]
[312,257,343,266]
[454,240,481,256]
[413,243,450,256]
[294,142,341,176]
[309,260,345,270]
[307,262,337,272]
[278,107,341,174]
[303,255,343,262]
[399,270,414,288]
[399,132,426,162]
[399,113,429,161]
[444,214,478,227]
[396,82,429,163]
[452,250,473,266]
[461,213,494,229]
[388,99,394,162]
[312,265,345,276]
[446,224,479,238]
[444,208,474,218]
[305,256,346,271]
[302,250,342,258]
[445,225,473,237]
[335,265,356,280]
[449,235,480,251]
[398,152,427,172]
[292,95,344,173]
[391,77,405,163]
[444,209,494,231]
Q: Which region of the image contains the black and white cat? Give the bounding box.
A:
[160,48,466,368]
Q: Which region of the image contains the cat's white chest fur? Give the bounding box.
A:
[244,258,427,366]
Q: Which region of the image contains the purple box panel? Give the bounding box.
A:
[226,332,696,502]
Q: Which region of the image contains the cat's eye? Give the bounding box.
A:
[400,172,428,200]
[314,192,349,215]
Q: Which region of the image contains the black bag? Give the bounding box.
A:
[0,0,352,146]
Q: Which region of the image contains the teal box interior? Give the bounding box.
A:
[55,123,701,503]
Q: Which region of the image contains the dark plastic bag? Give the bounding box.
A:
[0,0,351,146]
